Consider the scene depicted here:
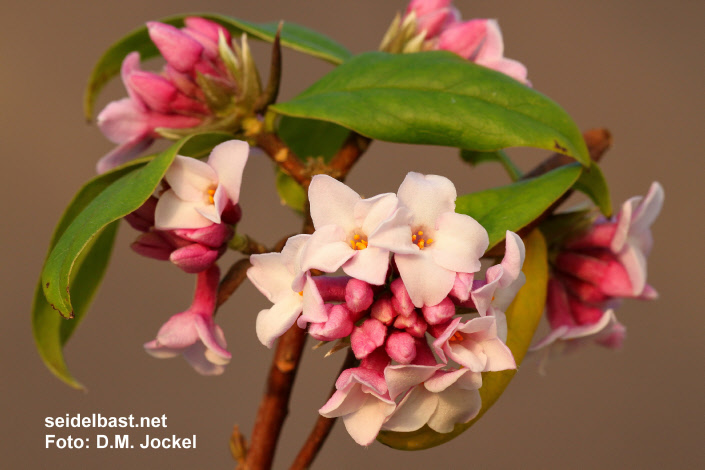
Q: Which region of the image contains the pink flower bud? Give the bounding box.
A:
[421,297,456,325]
[391,278,414,316]
[345,278,374,313]
[351,318,387,360]
[308,304,355,341]
[147,22,204,73]
[124,196,158,232]
[386,331,417,364]
[169,243,221,273]
[131,231,174,260]
[172,223,234,248]
[393,310,427,338]
[370,297,397,325]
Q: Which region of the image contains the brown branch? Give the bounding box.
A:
[289,348,356,470]
[485,128,612,257]
[328,132,372,180]
[255,131,310,188]
[244,324,308,470]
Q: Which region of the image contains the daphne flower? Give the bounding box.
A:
[390,172,488,307]
[469,231,526,341]
[144,265,231,375]
[319,367,396,446]
[301,175,412,285]
[248,235,327,348]
[433,316,516,372]
[383,365,482,433]
[154,140,248,230]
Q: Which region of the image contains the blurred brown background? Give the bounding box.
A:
[3,0,703,468]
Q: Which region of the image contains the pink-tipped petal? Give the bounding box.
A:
[147,21,204,72]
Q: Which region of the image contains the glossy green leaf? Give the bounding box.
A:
[456,163,583,249]
[84,13,352,119]
[272,52,590,164]
[275,116,350,211]
[278,116,350,161]
[275,168,306,213]
[41,135,210,319]
[574,161,612,217]
[460,149,522,181]
[378,229,548,449]
[32,223,118,390]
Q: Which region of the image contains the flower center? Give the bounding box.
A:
[348,233,368,250]
[449,331,464,343]
[206,187,216,205]
[411,230,433,249]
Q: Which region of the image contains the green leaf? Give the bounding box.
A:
[275,116,350,212]
[456,163,582,249]
[278,116,350,161]
[378,229,548,449]
[271,51,590,164]
[574,161,612,217]
[84,13,352,119]
[32,223,119,390]
[460,149,522,181]
[275,168,306,213]
[41,135,207,319]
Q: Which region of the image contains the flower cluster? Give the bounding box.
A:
[249,173,526,445]
[381,0,529,84]
[532,182,664,357]
[134,140,249,374]
[97,18,261,173]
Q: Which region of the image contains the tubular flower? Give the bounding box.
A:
[96,17,262,173]
[301,175,412,285]
[144,265,231,375]
[532,182,664,357]
[380,1,529,84]
[390,172,489,308]
[154,140,249,230]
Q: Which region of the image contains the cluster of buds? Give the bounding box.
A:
[532,182,664,357]
[248,173,526,445]
[380,0,529,84]
[96,17,263,173]
[132,140,249,373]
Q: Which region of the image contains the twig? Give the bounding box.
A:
[244,325,308,470]
[255,131,309,187]
[216,258,253,311]
[328,132,372,180]
[485,128,612,257]
[289,349,356,470]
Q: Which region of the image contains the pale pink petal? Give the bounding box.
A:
[617,243,647,295]
[299,273,328,325]
[194,316,231,362]
[397,172,457,228]
[247,252,295,303]
[165,155,217,202]
[341,395,395,446]
[629,182,664,236]
[342,246,390,285]
[309,175,360,231]
[97,98,149,144]
[182,342,226,375]
[255,294,303,348]
[395,250,456,307]
[96,134,153,174]
[475,19,504,61]
[153,312,200,349]
[384,364,441,400]
[427,387,481,433]
[319,386,367,418]
[355,193,398,235]
[300,225,354,273]
[207,140,249,204]
[383,386,437,432]
[369,207,417,255]
[432,211,488,273]
[143,341,181,359]
[154,190,213,229]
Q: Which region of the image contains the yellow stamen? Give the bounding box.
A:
[412,229,433,250]
[207,188,216,205]
[426,238,433,245]
[354,234,360,240]
[412,234,417,241]
[348,233,368,250]
[298,291,303,296]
